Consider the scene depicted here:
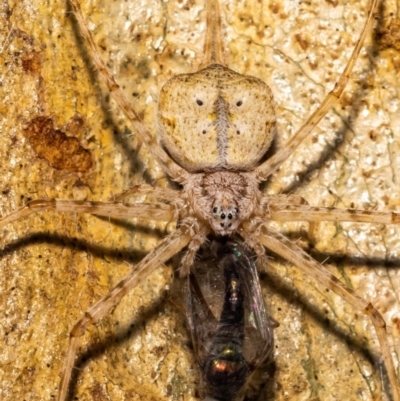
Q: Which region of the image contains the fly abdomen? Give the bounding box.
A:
[203,245,249,400]
[214,264,244,342]
[204,343,249,400]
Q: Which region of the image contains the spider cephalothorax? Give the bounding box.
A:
[182,171,261,236]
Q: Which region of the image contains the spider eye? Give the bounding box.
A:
[221,213,226,219]
[196,99,204,106]
[213,207,218,213]
[236,100,243,107]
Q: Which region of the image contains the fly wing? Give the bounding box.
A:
[184,236,274,401]
[238,248,275,369]
[185,240,223,364]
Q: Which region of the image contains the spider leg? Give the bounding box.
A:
[57,225,192,401]
[253,225,400,401]
[0,199,175,227]
[109,184,179,203]
[268,203,400,225]
[179,223,210,277]
[68,0,188,182]
[263,194,319,243]
[199,0,227,68]
[255,0,380,181]
[263,194,312,207]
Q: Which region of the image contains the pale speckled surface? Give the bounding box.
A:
[159,64,276,171]
[0,0,400,400]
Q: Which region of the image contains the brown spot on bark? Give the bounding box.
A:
[369,130,377,141]
[90,383,107,401]
[21,51,41,75]
[294,33,309,51]
[325,0,338,6]
[23,116,93,172]
[66,114,86,137]
[269,2,280,14]
[376,20,400,52]
[392,315,400,333]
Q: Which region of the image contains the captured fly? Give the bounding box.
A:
[184,237,274,401]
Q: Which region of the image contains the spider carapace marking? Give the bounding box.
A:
[159,64,276,172]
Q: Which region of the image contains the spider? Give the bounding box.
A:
[0,0,400,398]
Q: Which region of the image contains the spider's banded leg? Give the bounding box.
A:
[68,0,187,182]
[235,229,270,273]
[179,225,210,277]
[255,226,400,401]
[57,225,192,401]
[110,184,179,203]
[268,204,400,225]
[255,0,380,181]
[0,199,175,228]
[263,195,318,242]
[263,194,311,206]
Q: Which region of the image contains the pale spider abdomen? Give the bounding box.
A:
[158,63,276,172]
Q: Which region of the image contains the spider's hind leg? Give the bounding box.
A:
[255,225,400,401]
[57,225,192,401]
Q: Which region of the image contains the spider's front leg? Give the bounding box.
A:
[255,0,380,181]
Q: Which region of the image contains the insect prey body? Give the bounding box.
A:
[185,237,274,401]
